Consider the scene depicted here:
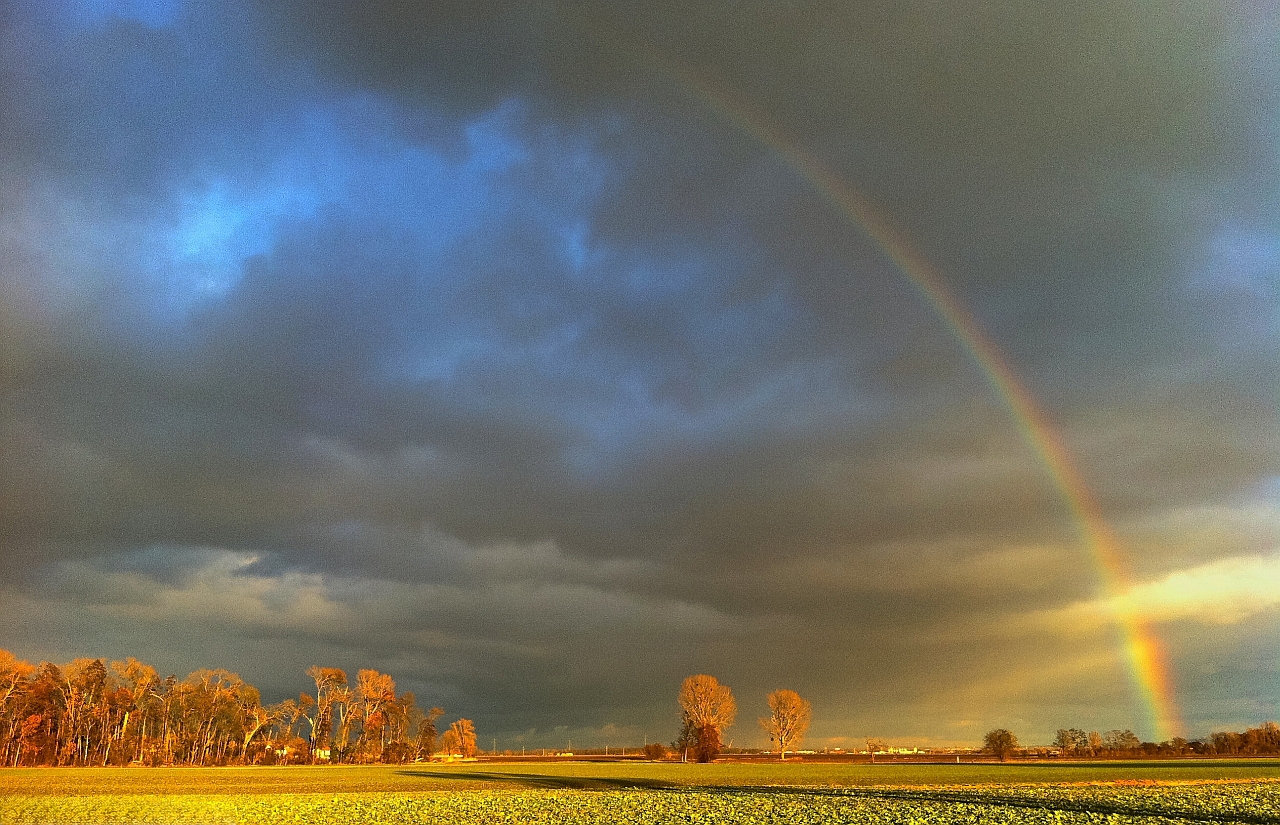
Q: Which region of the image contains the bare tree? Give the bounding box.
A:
[442,719,476,758]
[759,689,811,760]
[354,669,396,761]
[677,675,736,762]
[1102,729,1141,754]
[0,650,35,767]
[266,698,302,761]
[330,686,356,762]
[303,667,346,761]
[416,707,443,760]
[110,658,158,764]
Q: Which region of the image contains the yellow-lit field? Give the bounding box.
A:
[3,762,1280,823]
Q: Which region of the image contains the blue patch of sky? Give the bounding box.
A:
[1186,222,1280,352]
[164,180,320,301]
[358,112,618,391]
[463,99,533,173]
[47,0,181,30]
[1251,476,1280,507]
[145,93,574,320]
[561,222,596,273]
[1195,223,1280,297]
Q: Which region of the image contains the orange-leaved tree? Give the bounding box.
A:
[759,689,811,760]
[677,674,736,762]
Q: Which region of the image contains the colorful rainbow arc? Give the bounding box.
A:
[672,67,1182,740]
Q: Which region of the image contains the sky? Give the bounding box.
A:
[0,0,1277,750]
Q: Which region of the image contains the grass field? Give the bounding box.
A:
[3,761,1279,823]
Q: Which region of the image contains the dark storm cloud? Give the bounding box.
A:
[1,0,1277,746]
[260,0,1259,160]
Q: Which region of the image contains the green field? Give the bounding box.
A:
[2,761,1279,823]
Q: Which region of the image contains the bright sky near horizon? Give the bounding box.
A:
[1,0,1277,749]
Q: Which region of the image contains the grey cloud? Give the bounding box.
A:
[1,0,1277,745]
[259,0,1260,166]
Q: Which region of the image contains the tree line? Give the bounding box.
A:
[981,722,1280,761]
[1052,722,1280,757]
[0,649,475,767]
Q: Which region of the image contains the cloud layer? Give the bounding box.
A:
[1,0,1277,746]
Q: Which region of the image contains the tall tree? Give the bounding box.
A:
[0,650,35,767]
[672,716,697,763]
[110,658,158,765]
[446,719,477,758]
[354,669,396,762]
[677,675,736,763]
[266,698,302,762]
[0,651,34,710]
[303,666,347,761]
[416,706,444,760]
[58,659,108,765]
[330,686,356,762]
[759,689,811,760]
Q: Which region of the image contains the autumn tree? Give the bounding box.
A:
[759,689,811,760]
[110,658,159,764]
[0,650,35,767]
[330,685,357,762]
[302,667,347,761]
[237,685,273,761]
[677,674,736,762]
[441,719,476,757]
[983,728,1019,762]
[58,659,109,765]
[354,668,396,762]
[380,690,415,763]
[0,650,34,706]
[453,719,477,758]
[265,698,303,762]
[416,706,444,760]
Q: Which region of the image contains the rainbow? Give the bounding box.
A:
[673,67,1182,740]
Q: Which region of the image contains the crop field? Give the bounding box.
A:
[2,762,1279,824]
